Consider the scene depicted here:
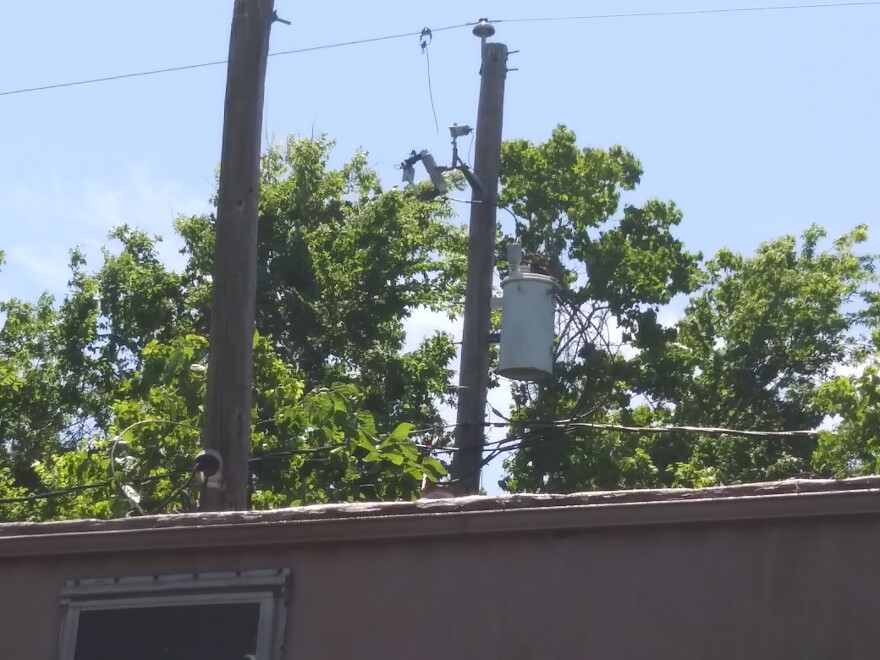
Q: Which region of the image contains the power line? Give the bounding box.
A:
[0,481,114,505]
[0,447,352,508]
[494,1,880,24]
[482,420,819,440]
[0,468,192,506]
[147,468,197,516]
[2,2,876,99]
[0,448,334,507]
[0,22,475,99]
[0,411,824,506]
[0,59,229,98]
[0,433,450,507]
[268,21,471,57]
[468,419,823,480]
[463,417,822,473]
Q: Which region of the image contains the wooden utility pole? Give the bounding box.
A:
[200,0,276,511]
[449,37,509,494]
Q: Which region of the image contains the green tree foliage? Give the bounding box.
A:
[0,136,458,520]
[652,225,875,486]
[2,128,879,520]
[499,127,878,493]
[813,329,880,476]
[499,126,701,492]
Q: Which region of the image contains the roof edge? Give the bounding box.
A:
[1,477,879,558]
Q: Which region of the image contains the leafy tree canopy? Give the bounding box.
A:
[0,136,458,520]
[1,127,878,521]
[499,129,878,492]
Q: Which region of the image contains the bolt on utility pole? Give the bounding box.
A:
[200,0,276,512]
[449,21,509,494]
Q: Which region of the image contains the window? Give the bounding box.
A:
[58,569,289,660]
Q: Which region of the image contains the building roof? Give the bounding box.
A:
[1,477,879,558]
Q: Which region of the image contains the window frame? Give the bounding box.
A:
[58,569,290,660]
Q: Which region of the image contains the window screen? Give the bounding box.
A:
[59,570,289,660]
[74,602,261,660]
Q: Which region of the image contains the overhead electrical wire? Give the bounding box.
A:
[494,0,880,24]
[0,469,192,506]
[0,417,821,506]
[268,21,471,57]
[0,388,830,509]
[0,428,447,507]
[0,58,229,98]
[146,467,198,515]
[1,2,877,98]
[481,420,819,440]
[0,22,474,98]
[0,447,343,507]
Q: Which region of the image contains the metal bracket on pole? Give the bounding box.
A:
[447,124,485,195]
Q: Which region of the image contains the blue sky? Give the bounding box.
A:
[2,0,879,492]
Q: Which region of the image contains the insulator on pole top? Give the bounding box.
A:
[472,18,496,40]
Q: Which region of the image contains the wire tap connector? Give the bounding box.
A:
[420,27,433,51]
